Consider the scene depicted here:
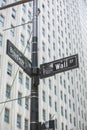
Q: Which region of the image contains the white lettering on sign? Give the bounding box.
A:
[69,59,74,64]
[43,68,53,75]
[55,63,64,70]
[9,46,25,67]
[54,60,68,70]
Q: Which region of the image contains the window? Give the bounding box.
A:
[53,30,55,38]
[20,34,24,45]
[65,37,67,44]
[6,84,11,98]
[7,63,12,76]
[65,125,68,130]
[52,0,54,4]
[49,113,52,120]
[10,24,15,36]
[64,18,66,24]
[21,18,25,29]
[48,23,50,30]
[0,15,4,27]
[1,0,6,7]
[65,109,67,119]
[42,4,45,12]
[43,109,46,121]
[19,71,23,84]
[53,42,55,50]
[57,16,59,21]
[42,15,45,24]
[53,56,55,60]
[64,80,66,88]
[60,10,62,17]
[47,0,50,7]
[48,11,50,18]
[52,8,54,15]
[49,79,51,89]
[0,34,3,46]
[61,122,64,130]
[42,41,45,51]
[68,85,70,94]
[72,89,74,98]
[69,99,71,108]
[55,102,57,112]
[25,97,29,110]
[52,19,54,26]
[79,120,81,129]
[28,11,31,20]
[26,77,29,89]
[61,31,63,37]
[49,96,52,107]
[48,48,51,57]
[74,117,76,126]
[60,90,63,100]
[25,119,28,130]
[18,92,22,105]
[61,106,63,116]
[43,78,45,84]
[58,37,60,44]
[42,28,45,37]
[60,76,62,84]
[27,25,31,34]
[12,8,16,19]
[70,114,72,123]
[62,41,64,49]
[71,77,73,84]
[48,35,50,43]
[59,49,61,56]
[68,33,71,38]
[42,57,45,63]
[29,2,32,7]
[57,6,59,12]
[54,85,56,95]
[64,94,67,103]
[65,27,67,33]
[22,4,26,13]
[27,41,30,52]
[42,90,45,102]
[55,119,57,129]
[4,108,10,123]
[67,72,70,80]
[17,114,21,128]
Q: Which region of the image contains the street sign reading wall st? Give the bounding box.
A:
[6,40,32,76]
[40,54,79,79]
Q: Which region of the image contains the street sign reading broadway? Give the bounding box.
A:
[40,54,79,78]
[7,40,32,76]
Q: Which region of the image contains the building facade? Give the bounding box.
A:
[0,0,87,130]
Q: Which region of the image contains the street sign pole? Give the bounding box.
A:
[0,1,39,130]
[30,0,39,130]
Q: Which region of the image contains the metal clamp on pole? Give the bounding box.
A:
[31,67,40,75]
[31,68,40,86]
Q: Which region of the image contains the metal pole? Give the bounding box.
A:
[30,0,39,130]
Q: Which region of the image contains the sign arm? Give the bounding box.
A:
[0,0,33,10]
